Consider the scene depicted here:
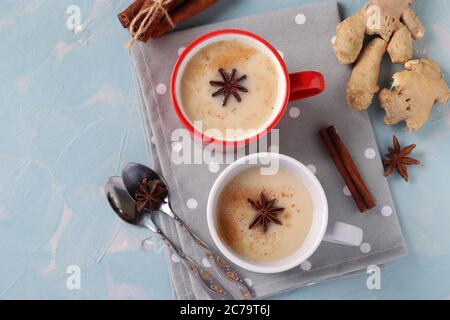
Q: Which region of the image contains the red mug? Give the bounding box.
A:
[171,29,325,147]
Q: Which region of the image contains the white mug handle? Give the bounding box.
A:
[323,222,363,247]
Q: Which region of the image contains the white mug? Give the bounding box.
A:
[207,153,363,274]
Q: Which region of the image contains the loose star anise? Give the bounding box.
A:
[384,135,421,182]
[210,68,248,106]
[248,192,284,233]
[135,177,168,212]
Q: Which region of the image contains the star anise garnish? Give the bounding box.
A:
[210,68,248,106]
[384,135,421,182]
[135,178,168,212]
[248,192,284,233]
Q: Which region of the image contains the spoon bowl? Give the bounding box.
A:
[121,162,168,206]
[105,176,156,231]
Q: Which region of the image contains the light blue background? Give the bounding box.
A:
[0,0,449,299]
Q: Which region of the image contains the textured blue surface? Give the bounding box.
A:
[0,0,449,299]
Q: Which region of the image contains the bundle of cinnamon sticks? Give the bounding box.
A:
[319,126,376,213]
[118,0,218,45]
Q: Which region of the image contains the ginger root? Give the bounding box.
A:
[333,0,425,110]
[334,0,424,65]
[379,59,450,131]
[333,12,366,65]
[347,38,387,110]
[387,24,413,64]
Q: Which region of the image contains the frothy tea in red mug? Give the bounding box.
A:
[180,40,280,141]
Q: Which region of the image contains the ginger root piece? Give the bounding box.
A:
[402,6,425,40]
[347,38,388,110]
[334,0,424,65]
[379,59,450,131]
[387,24,413,64]
[365,0,412,41]
[333,12,366,64]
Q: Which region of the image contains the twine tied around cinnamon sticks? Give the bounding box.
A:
[126,0,175,48]
[118,0,218,47]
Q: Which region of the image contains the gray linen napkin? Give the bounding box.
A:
[130,1,407,299]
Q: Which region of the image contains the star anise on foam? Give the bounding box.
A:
[384,135,421,182]
[248,192,284,233]
[210,68,248,106]
[135,178,168,212]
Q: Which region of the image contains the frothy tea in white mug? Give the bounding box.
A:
[180,40,281,140]
[217,167,313,262]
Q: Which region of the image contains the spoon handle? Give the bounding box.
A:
[155,229,234,300]
[173,216,256,300]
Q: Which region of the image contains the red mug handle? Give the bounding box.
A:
[289,71,325,102]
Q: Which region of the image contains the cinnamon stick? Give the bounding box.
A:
[319,128,367,213]
[327,126,376,210]
[118,0,149,29]
[151,0,218,39]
